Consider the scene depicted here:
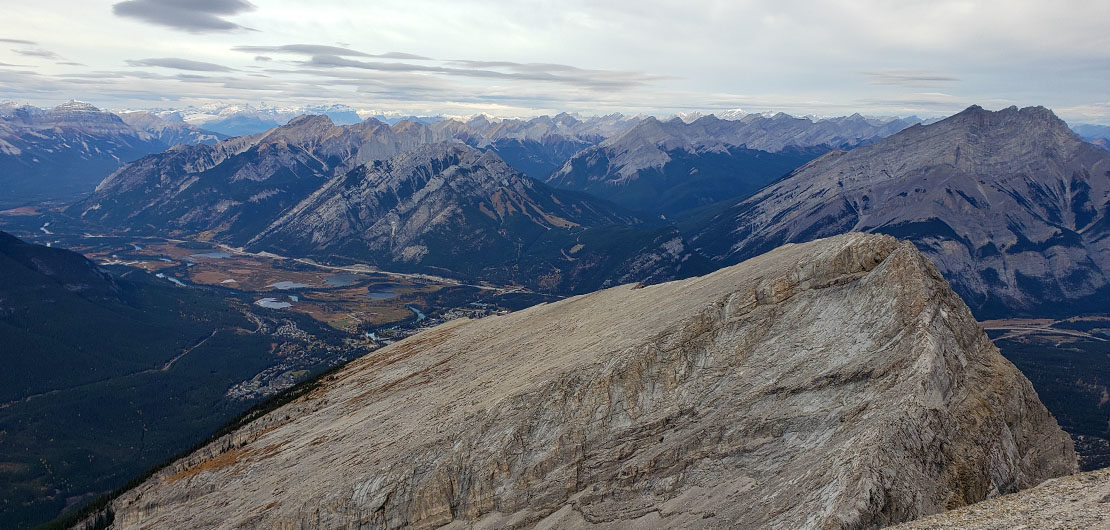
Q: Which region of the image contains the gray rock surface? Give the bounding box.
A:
[890,467,1110,529]
[687,105,1110,316]
[99,233,1074,529]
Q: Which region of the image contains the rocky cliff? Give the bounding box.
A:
[97,233,1074,529]
[687,105,1110,317]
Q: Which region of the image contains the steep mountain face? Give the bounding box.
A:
[117,111,226,146]
[71,115,461,244]
[0,231,350,529]
[546,113,917,215]
[0,102,170,206]
[249,143,697,291]
[96,234,1075,529]
[687,105,1110,317]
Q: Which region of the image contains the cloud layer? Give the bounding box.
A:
[112,0,256,33]
[0,0,1107,124]
[125,58,235,72]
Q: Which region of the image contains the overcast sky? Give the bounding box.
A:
[2,0,1108,122]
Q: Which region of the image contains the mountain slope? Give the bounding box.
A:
[546,113,918,215]
[71,115,460,244]
[0,231,348,529]
[437,112,638,180]
[248,143,699,291]
[117,111,226,146]
[0,102,169,207]
[94,233,1075,529]
[686,105,1110,317]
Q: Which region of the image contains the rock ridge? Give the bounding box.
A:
[99,233,1075,529]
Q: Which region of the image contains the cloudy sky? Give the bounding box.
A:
[2,0,1108,122]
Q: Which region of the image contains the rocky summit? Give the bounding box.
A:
[98,233,1074,529]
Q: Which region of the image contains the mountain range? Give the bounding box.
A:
[246,143,692,291]
[0,102,224,207]
[684,105,1110,317]
[545,112,919,215]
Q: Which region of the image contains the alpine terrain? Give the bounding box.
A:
[686,105,1110,317]
[547,113,920,215]
[0,102,226,207]
[90,234,1075,529]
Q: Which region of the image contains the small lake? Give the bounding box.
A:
[255,297,292,309]
[268,281,310,290]
[190,251,231,259]
[368,284,403,300]
[324,273,360,287]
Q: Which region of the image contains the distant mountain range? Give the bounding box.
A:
[685,105,1110,317]
[0,102,224,207]
[545,112,919,215]
[246,143,696,291]
[1073,123,1110,151]
[72,117,702,291]
[64,104,1110,316]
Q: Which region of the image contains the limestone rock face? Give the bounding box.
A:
[103,233,1075,529]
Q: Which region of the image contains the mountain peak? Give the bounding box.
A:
[690,102,1110,316]
[943,104,1073,137]
[284,114,334,128]
[49,100,101,114]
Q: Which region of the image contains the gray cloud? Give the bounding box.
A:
[300,55,657,89]
[447,60,585,73]
[56,61,87,66]
[125,57,235,71]
[112,0,256,33]
[0,38,36,45]
[232,44,430,60]
[14,48,61,60]
[865,70,960,87]
[254,55,272,62]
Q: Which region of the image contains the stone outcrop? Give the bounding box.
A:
[101,233,1075,529]
[890,467,1110,529]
